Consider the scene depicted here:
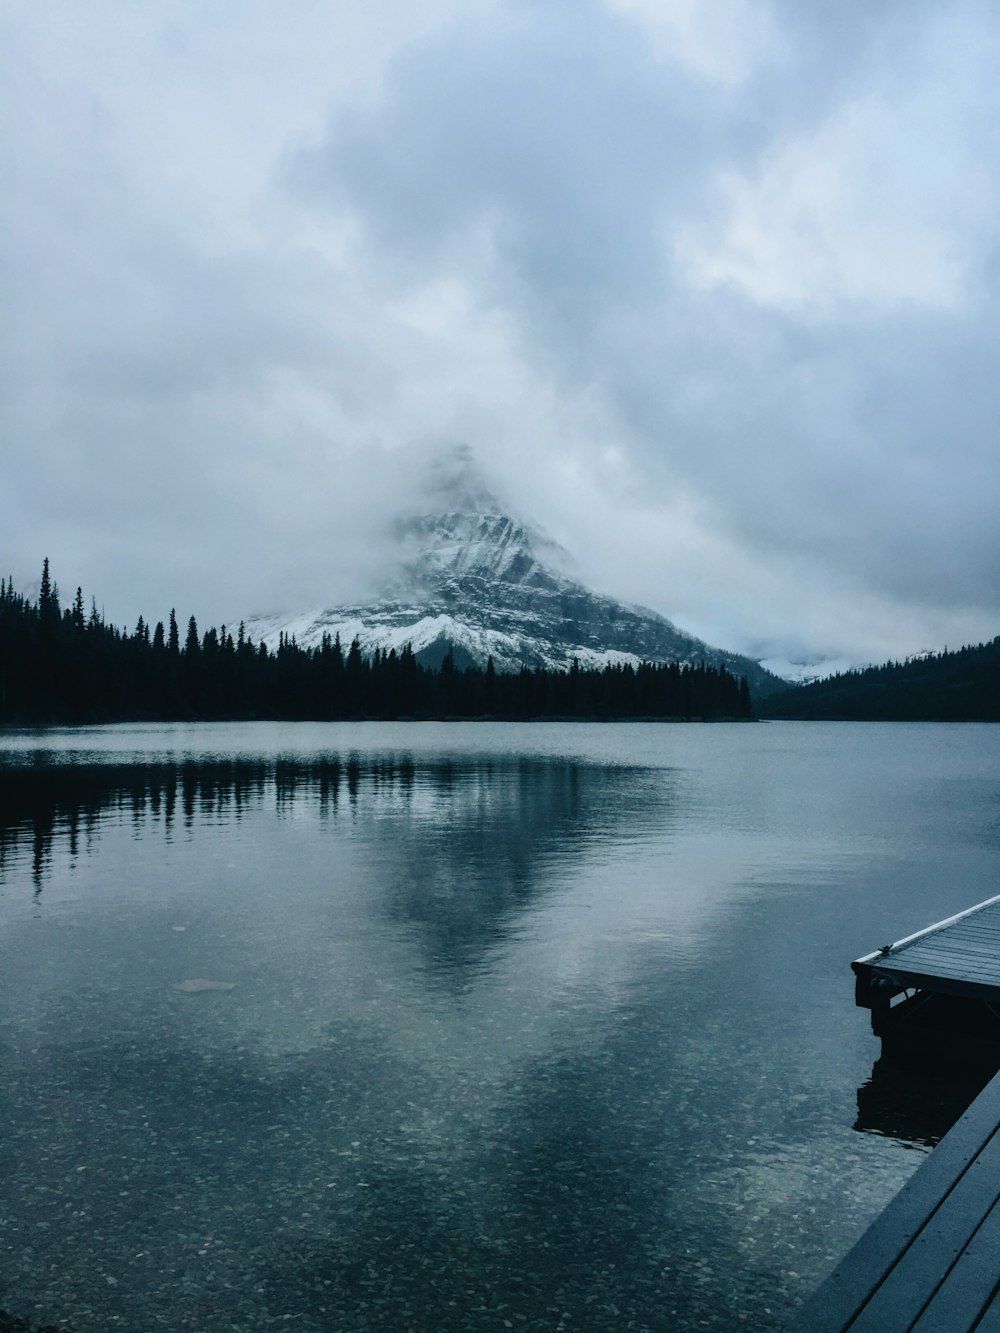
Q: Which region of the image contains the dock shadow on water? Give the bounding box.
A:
[854,1055,1000,1148]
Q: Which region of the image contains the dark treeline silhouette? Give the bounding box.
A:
[761,638,1000,721]
[0,561,754,724]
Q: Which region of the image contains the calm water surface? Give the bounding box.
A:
[1,721,998,1331]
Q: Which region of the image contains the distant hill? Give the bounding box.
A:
[760,638,1000,721]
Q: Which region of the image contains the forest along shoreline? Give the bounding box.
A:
[0,562,754,725]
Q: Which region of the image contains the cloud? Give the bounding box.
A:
[2,0,999,663]
[678,102,978,314]
[1,7,496,621]
[289,3,717,319]
[602,0,783,85]
[285,0,1000,659]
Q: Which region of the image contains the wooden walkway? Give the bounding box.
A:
[853,894,1000,1060]
[791,1065,1000,1331]
[790,896,1000,1330]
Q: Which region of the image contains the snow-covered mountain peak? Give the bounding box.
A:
[390,447,574,594]
[244,446,784,696]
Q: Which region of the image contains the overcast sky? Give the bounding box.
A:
[4,0,999,666]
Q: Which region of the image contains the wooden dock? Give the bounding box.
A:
[790,896,1000,1330]
[792,1065,1000,1331]
[853,893,1000,1064]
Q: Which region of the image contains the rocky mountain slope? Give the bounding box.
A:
[246,452,784,698]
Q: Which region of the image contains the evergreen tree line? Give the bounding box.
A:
[760,637,1000,721]
[0,561,754,724]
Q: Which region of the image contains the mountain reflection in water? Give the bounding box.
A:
[1,756,670,959]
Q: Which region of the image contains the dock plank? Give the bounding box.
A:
[910,1193,1000,1332]
[885,944,1000,965]
[790,1070,1000,1332]
[907,935,1000,952]
[968,1287,1000,1333]
[845,1126,1000,1332]
[900,945,1000,965]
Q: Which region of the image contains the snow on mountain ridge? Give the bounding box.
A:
[393,509,573,592]
[245,451,785,695]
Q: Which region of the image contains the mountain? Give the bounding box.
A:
[755,654,863,685]
[245,449,785,699]
[759,637,1000,720]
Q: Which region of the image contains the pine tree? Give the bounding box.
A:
[184,616,199,656]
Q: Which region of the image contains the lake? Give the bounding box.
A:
[1,721,999,1332]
